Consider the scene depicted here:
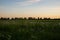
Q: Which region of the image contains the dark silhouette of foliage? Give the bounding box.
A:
[28,17,36,20]
[43,18,48,20]
[37,17,40,20]
[18,18,24,20]
[15,17,18,20]
[0,17,10,20]
[43,18,51,20]
[24,17,27,20]
[47,18,50,20]
[11,18,15,20]
[0,17,60,20]
[40,18,42,20]
[28,17,33,20]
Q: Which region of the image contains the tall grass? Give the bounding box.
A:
[0,20,60,40]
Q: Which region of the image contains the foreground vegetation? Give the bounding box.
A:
[0,20,60,40]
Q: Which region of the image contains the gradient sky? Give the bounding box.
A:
[0,0,60,18]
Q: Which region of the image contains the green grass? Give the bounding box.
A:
[0,20,60,40]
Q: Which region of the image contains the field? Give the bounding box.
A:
[0,20,60,40]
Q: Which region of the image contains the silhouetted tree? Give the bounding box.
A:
[28,17,36,20]
[11,18,15,20]
[37,17,40,20]
[15,17,18,20]
[0,17,3,20]
[43,18,51,20]
[43,18,48,20]
[40,18,42,20]
[7,18,10,20]
[0,17,10,20]
[47,18,50,20]
[28,17,33,20]
[24,17,27,20]
[19,18,23,20]
[32,17,36,20]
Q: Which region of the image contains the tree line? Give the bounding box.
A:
[0,17,60,20]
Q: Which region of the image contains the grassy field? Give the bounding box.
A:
[0,20,60,40]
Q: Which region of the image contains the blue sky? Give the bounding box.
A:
[0,0,60,18]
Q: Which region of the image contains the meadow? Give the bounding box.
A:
[0,20,60,40]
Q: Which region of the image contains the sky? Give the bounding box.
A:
[0,0,60,18]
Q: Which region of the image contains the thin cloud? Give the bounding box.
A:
[16,0,41,6]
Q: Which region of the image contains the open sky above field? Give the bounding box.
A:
[0,0,60,18]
